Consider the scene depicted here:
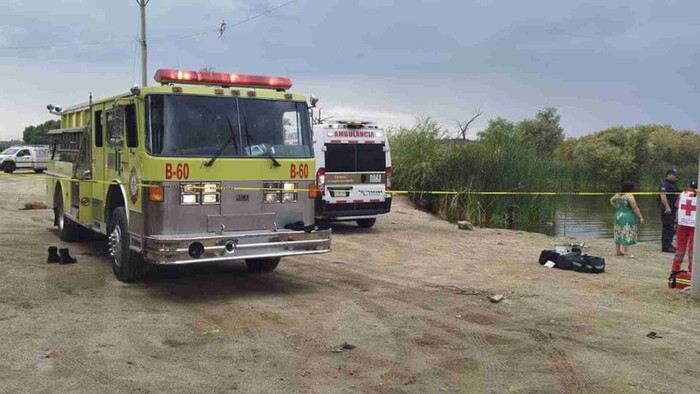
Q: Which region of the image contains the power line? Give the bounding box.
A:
[0,0,300,51]
[150,0,300,43]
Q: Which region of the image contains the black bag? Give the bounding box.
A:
[539,250,604,273]
[538,250,574,270]
[539,250,561,265]
[570,255,605,274]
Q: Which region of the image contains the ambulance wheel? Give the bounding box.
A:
[356,218,376,228]
[55,188,79,242]
[108,207,143,283]
[246,258,280,273]
[3,162,15,173]
[34,168,44,174]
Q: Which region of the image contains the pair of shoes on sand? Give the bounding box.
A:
[47,247,77,264]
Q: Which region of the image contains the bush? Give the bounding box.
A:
[390,112,698,229]
[390,118,567,227]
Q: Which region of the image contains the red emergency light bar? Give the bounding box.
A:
[153,69,293,90]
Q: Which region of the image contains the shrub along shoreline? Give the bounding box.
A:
[389,109,699,228]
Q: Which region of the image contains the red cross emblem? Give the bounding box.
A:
[681,198,697,216]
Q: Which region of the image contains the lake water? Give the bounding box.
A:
[519,195,663,244]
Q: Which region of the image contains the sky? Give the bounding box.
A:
[1,0,699,140]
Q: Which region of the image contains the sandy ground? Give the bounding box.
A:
[1,173,700,394]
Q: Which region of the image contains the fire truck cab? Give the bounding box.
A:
[45,69,331,282]
[312,120,392,228]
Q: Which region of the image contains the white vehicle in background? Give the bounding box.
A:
[0,146,50,174]
[312,120,392,228]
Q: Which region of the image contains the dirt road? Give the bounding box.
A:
[1,174,699,393]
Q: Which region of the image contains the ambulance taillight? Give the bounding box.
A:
[386,167,392,191]
[316,168,325,197]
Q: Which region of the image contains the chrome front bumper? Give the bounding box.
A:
[142,229,332,265]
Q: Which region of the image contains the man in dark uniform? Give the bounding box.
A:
[660,169,680,252]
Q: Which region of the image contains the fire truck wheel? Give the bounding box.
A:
[108,207,143,283]
[55,188,79,242]
[245,258,280,273]
[356,218,376,228]
[3,162,15,173]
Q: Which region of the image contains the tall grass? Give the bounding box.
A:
[567,163,697,192]
[390,119,698,229]
[638,164,697,191]
[390,119,570,227]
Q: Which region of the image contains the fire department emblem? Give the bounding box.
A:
[129,168,139,204]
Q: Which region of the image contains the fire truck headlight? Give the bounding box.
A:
[181,183,200,205]
[181,194,199,205]
[202,183,218,194]
[264,182,281,203]
[264,182,298,203]
[182,183,198,193]
[264,191,281,203]
[202,183,220,205]
[202,193,219,204]
[282,182,297,202]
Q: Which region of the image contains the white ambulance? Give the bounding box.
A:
[0,146,50,173]
[312,120,392,228]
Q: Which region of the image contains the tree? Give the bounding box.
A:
[23,120,60,144]
[477,117,520,146]
[571,128,637,186]
[455,107,483,140]
[518,107,564,156]
[311,108,335,125]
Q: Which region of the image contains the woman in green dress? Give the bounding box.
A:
[610,181,645,258]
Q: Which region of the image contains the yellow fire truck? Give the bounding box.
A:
[46,69,331,282]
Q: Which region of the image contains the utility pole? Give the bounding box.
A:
[136,0,150,87]
[691,154,700,299]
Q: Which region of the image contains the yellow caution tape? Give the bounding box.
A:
[0,172,688,195]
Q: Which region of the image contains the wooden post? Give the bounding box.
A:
[691,153,700,299]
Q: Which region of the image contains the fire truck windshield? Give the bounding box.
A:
[145,95,313,158]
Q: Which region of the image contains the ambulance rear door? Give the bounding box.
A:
[323,143,387,206]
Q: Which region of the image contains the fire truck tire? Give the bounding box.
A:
[3,162,15,173]
[108,207,143,283]
[245,258,280,273]
[356,218,376,228]
[55,188,79,242]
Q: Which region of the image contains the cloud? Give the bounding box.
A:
[1,0,699,140]
[317,106,416,129]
